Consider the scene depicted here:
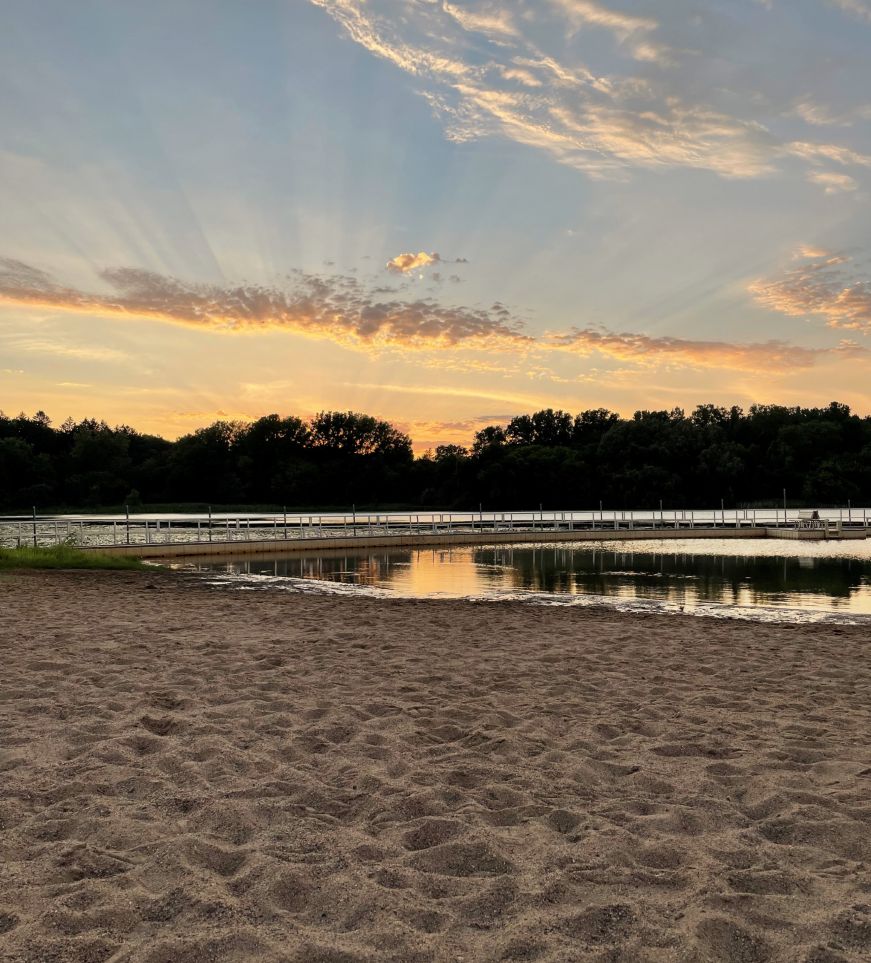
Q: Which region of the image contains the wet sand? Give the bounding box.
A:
[1,569,870,962]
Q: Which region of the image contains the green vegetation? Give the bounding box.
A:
[1,402,870,512]
[0,544,148,570]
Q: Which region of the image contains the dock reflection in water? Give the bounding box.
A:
[180,537,871,617]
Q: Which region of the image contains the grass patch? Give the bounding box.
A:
[0,544,148,570]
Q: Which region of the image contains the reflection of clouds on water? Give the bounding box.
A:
[181,538,871,622]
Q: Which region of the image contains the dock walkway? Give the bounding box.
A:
[3,507,868,559]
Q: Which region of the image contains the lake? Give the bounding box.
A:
[175,537,871,623]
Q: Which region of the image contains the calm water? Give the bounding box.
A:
[177,538,871,623]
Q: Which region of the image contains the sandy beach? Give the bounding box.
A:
[1,570,870,962]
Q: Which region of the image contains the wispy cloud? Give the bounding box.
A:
[806,170,858,193]
[548,0,668,63]
[0,327,130,363]
[549,0,657,36]
[789,99,871,127]
[311,0,870,184]
[342,381,543,406]
[0,257,530,351]
[786,141,871,169]
[828,0,871,23]
[546,327,863,372]
[444,2,519,40]
[751,248,871,333]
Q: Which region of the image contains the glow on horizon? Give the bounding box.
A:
[1,0,871,449]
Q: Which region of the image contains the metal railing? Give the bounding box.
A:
[1,506,869,549]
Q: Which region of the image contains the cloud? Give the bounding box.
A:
[751,248,871,333]
[828,0,871,23]
[546,327,861,372]
[548,0,657,37]
[343,381,543,406]
[311,0,870,184]
[0,257,530,352]
[0,326,130,362]
[443,2,518,40]
[785,141,871,168]
[548,0,668,62]
[4,255,863,376]
[791,100,855,127]
[806,170,858,193]
[796,245,833,259]
[386,251,441,273]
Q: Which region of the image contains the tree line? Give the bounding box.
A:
[1,402,869,512]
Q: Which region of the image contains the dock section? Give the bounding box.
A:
[2,507,868,559]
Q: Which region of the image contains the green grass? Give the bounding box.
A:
[0,544,148,570]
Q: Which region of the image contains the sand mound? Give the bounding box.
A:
[1,569,870,961]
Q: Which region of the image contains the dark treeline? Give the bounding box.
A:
[1,402,870,512]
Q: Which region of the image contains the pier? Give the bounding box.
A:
[2,507,868,559]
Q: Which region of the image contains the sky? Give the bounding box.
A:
[1,0,870,451]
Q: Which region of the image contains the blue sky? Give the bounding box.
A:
[1,0,870,448]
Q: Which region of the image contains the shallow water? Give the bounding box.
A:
[176,537,871,623]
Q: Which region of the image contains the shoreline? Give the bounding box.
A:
[2,569,870,962]
[193,568,871,627]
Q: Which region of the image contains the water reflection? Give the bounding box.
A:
[180,538,871,616]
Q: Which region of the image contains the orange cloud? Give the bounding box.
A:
[751,248,871,333]
[386,251,441,273]
[0,258,530,351]
[546,327,861,372]
[3,256,862,379]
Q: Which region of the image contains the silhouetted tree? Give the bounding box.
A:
[1,403,869,511]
